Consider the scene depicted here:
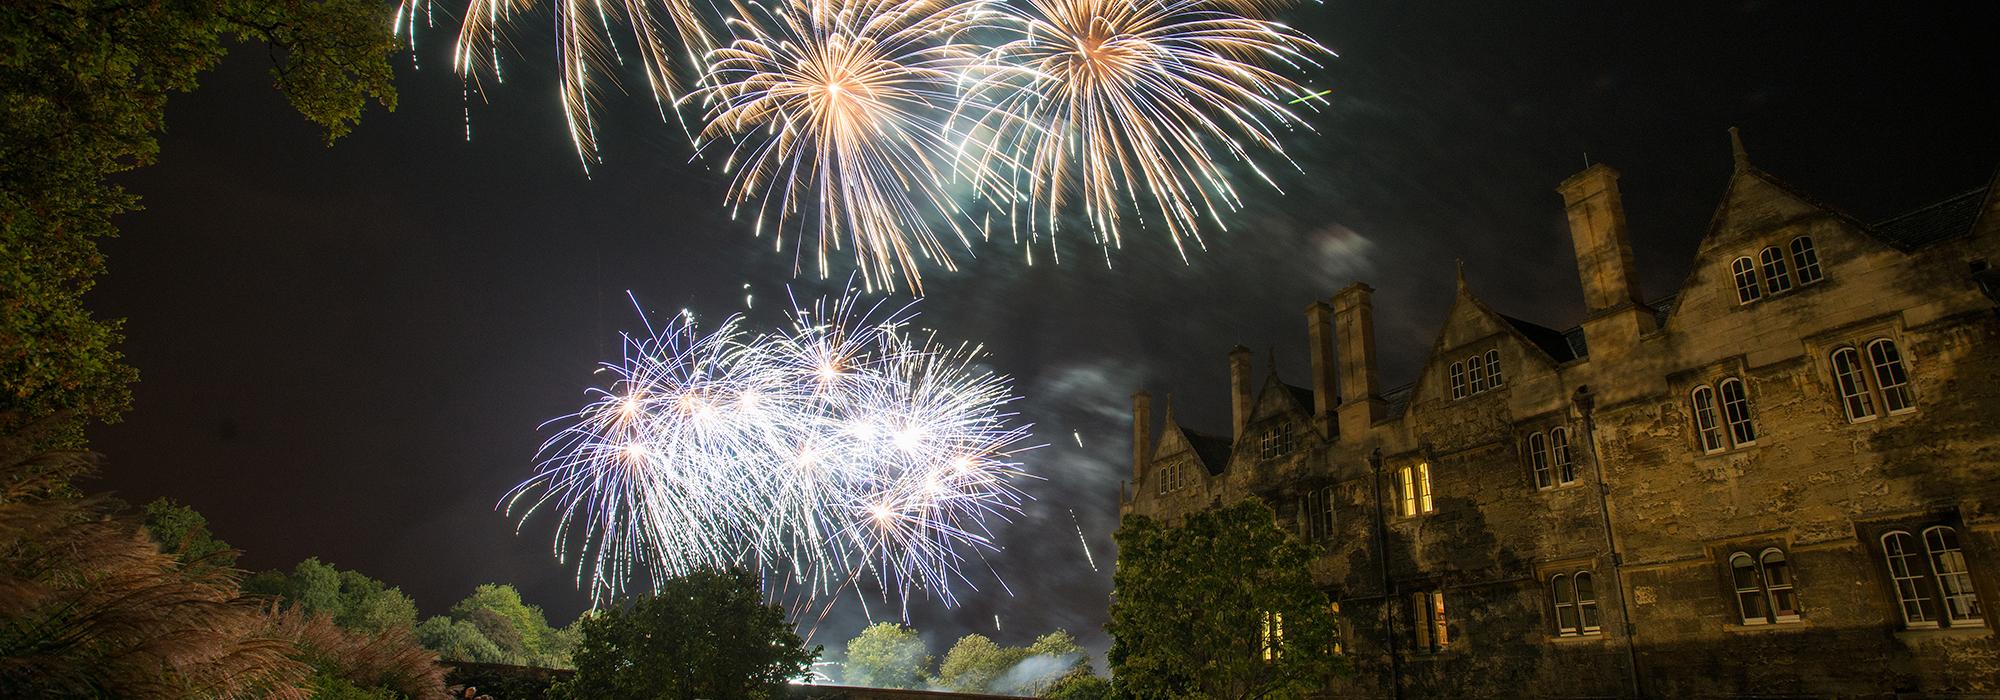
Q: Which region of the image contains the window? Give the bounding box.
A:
[1449,362,1466,399]
[1412,591,1448,653]
[1158,461,1189,495]
[1468,355,1487,393]
[1884,531,1936,626]
[1731,549,1802,625]
[1551,572,1601,637]
[1527,433,1552,489]
[1396,463,1435,517]
[1485,350,1503,387]
[1760,247,1793,295]
[1260,611,1284,661]
[1732,257,1762,304]
[1868,339,1916,414]
[1718,378,1756,446]
[1690,386,1725,453]
[1791,236,1823,285]
[1831,348,1877,422]
[1550,427,1576,485]
[1924,527,1983,624]
[1259,423,1297,460]
[1303,485,1336,541]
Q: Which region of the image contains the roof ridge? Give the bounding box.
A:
[1870,185,1988,226]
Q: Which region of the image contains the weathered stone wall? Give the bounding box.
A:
[1119,156,2000,697]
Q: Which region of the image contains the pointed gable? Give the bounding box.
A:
[1408,273,1570,404]
[1152,416,1232,477]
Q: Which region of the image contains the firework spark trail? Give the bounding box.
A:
[508,290,1038,609]
[954,0,1332,261]
[1069,508,1098,571]
[693,0,1018,294]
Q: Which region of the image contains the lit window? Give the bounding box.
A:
[1690,386,1725,453]
[1449,362,1466,399]
[1304,485,1336,541]
[1413,591,1448,652]
[1760,246,1793,295]
[1718,378,1756,446]
[1831,348,1877,422]
[1551,427,1576,485]
[1791,236,1823,285]
[1924,527,1983,624]
[1732,257,1762,304]
[1731,549,1803,625]
[1260,611,1284,661]
[1527,432,1552,490]
[1468,355,1487,394]
[1884,531,1935,627]
[1396,464,1434,517]
[1485,350,1503,387]
[1867,339,1915,414]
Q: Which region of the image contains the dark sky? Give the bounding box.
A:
[90,0,1996,664]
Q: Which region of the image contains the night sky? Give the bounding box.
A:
[89,1,1996,663]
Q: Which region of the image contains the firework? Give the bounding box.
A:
[693,0,1013,293]
[510,291,1037,608]
[956,0,1330,259]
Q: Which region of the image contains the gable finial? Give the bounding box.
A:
[1455,259,1469,291]
[1163,392,1176,423]
[1729,126,1748,170]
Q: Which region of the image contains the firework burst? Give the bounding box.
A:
[693,0,1013,293]
[510,291,1037,608]
[957,0,1330,259]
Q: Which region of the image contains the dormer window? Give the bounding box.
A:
[1258,423,1296,460]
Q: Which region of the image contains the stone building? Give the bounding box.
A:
[1116,134,2000,697]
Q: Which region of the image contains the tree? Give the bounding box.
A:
[1108,500,1343,700]
[449,583,562,666]
[1042,673,1112,700]
[141,497,237,572]
[415,616,506,665]
[244,558,418,637]
[1,0,397,447]
[934,634,1026,693]
[842,622,930,689]
[550,568,818,700]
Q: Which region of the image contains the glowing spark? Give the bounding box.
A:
[1070,508,1097,572]
[1072,429,1083,447]
[1289,88,1333,104]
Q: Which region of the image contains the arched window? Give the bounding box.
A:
[1732,257,1762,304]
[1449,362,1466,399]
[1867,339,1915,414]
[1760,246,1793,295]
[1528,432,1552,489]
[1551,574,1577,636]
[1575,572,1600,633]
[1690,386,1725,453]
[1468,355,1487,393]
[1485,350,1503,387]
[1883,531,1935,626]
[1731,553,1768,624]
[1791,236,1823,284]
[1718,378,1756,445]
[1831,348,1876,422]
[1550,427,1576,485]
[1761,549,1799,622]
[1924,527,1983,624]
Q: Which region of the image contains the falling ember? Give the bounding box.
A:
[1072,430,1083,447]
[1070,508,1098,572]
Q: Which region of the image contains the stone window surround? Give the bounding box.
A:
[1730,233,1827,306]
[1808,320,1919,425]
[1521,424,1582,490]
[1446,346,1504,401]
[1684,369,1759,456]
[1864,519,1987,631]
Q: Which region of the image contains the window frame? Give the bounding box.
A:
[1717,378,1757,446]
[1867,339,1916,415]
[1729,548,1803,626]
[1396,463,1435,517]
[1552,574,1578,636]
[1923,526,1983,625]
[1690,386,1726,454]
[1527,432,1552,490]
[1485,349,1503,388]
[1883,531,1937,627]
[1468,355,1487,394]
[1550,427,1577,485]
[1790,236,1823,285]
[1732,256,1763,304]
[1259,422,1297,461]
[1575,572,1601,634]
[1304,485,1337,541]
[1760,246,1793,295]
[1831,347,1878,423]
[1412,590,1449,653]
[1449,362,1466,400]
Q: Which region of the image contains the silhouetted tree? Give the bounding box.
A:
[551,568,816,700]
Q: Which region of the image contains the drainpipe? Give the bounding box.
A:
[1368,447,1402,700]
[1575,386,1642,698]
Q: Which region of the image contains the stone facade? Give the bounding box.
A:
[1117,141,2000,698]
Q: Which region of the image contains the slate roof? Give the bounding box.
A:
[1502,315,1583,363]
[1869,186,1988,250]
[1184,429,1234,476]
[1382,382,1415,419]
[1282,383,1316,412]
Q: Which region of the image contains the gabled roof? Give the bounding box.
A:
[1868,186,1988,250]
[1183,429,1233,476]
[1502,315,1583,363]
[1282,382,1315,412]
[1382,382,1415,419]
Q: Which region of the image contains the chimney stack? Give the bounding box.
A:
[1558,163,1656,368]
[1557,164,1647,316]
[1305,301,1337,435]
[1229,346,1253,442]
[1332,283,1387,438]
[1131,391,1153,480]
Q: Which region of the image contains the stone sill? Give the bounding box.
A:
[1722,619,1809,634]
[1894,625,1992,642]
[1546,632,1608,645]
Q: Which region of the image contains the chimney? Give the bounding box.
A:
[1557,164,1648,316]
[1558,163,1656,368]
[1305,301,1337,435]
[1331,283,1387,438]
[1131,390,1153,480]
[1229,346,1253,442]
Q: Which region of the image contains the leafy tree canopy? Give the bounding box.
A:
[140,497,237,572]
[449,583,571,667]
[245,557,418,637]
[414,616,506,665]
[550,568,818,700]
[935,634,1025,694]
[842,622,930,690]
[1,0,396,447]
[1108,500,1343,700]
